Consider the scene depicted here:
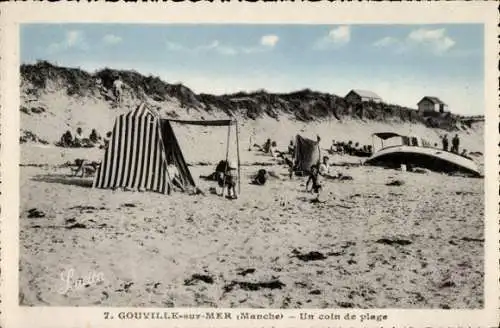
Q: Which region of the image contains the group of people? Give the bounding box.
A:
[441,134,461,154]
[197,159,239,199]
[329,140,372,157]
[174,133,356,201]
[95,75,128,106]
[257,137,346,200]
[305,155,352,200]
[250,138,282,158]
[169,156,239,198]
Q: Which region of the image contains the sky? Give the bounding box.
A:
[21,24,484,115]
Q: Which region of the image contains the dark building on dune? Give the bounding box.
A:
[344,89,383,104]
[417,96,449,115]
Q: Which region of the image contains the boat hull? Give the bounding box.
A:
[364,145,480,177]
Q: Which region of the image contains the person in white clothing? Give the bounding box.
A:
[319,156,330,176]
[113,78,125,105]
[167,158,184,192]
[269,141,278,158]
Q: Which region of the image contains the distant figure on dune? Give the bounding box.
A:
[113,76,126,105]
[95,77,106,94]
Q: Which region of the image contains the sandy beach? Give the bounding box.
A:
[19,140,484,309]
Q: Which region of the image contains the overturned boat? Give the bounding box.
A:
[364,132,481,177]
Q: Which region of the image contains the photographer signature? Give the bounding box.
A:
[58,268,105,294]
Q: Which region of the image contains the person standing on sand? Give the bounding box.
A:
[217,161,238,199]
[442,134,449,151]
[225,162,238,199]
[284,157,295,179]
[306,165,322,200]
[288,140,295,156]
[451,134,460,153]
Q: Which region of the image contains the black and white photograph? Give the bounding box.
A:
[1,3,498,327]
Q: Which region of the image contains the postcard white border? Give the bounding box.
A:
[1,2,499,328]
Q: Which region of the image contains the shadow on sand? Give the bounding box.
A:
[32,174,94,188]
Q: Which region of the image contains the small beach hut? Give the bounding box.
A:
[294,134,321,174]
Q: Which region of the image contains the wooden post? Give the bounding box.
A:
[235,121,241,194]
[222,124,231,197]
[317,137,321,166]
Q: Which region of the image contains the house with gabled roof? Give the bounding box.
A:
[417,96,448,114]
[345,89,382,104]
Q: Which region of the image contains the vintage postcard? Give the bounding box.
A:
[1,2,498,328]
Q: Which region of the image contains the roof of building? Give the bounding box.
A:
[372,132,401,140]
[418,96,447,105]
[348,89,382,100]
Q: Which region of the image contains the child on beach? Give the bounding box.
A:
[218,161,238,199]
[306,164,322,199]
[251,169,268,186]
[166,158,184,192]
[284,156,295,179]
[288,140,295,157]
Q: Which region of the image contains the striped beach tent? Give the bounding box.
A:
[93,103,194,193]
[94,103,242,194]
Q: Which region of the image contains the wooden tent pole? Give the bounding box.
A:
[235,121,241,194]
[317,139,321,165]
[222,123,231,197]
